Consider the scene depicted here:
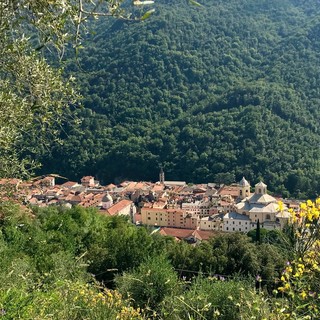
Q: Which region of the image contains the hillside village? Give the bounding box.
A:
[0,171,299,242]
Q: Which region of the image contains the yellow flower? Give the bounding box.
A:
[307,200,313,207]
[312,208,319,219]
[287,266,292,273]
[306,212,313,221]
[300,291,307,300]
[300,203,307,211]
[278,201,284,212]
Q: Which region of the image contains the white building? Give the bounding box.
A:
[101,192,113,209]
[223,212,251,232]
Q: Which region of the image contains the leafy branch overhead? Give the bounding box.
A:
[0,0,155,178]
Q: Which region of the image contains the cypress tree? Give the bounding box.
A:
[256,219,261,244]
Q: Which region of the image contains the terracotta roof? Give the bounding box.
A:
[159,227,194,239]
[159,227,216,241]
[125,182,137,191]
[107,199,133,216]
[218,186,239,197]
[193,188,207,193]
[105,183,116,190]
[142,202,153,208]
[134,182,146,190]
[61,181,79,188]
[0,178,21,186]
[152,184,165,192]
[152,201,166,209]
[193,230,216,241]
[70,195,82,203]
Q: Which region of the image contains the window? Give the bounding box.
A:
[148,217,151,220]
[226,227,229,230]
[266,214,271,220]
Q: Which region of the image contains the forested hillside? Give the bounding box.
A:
[40,0,320,198]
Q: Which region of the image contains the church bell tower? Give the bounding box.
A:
[159,167,165,184]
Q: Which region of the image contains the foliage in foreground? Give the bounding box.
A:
[0,277,142,320]
[0,199,320,319]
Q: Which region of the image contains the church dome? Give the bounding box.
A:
[255,181,267,188]
[239,177,250,187]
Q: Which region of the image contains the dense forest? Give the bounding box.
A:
[37,0,320,198]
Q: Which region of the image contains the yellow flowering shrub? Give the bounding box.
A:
[275,198,320,319]
[0,279,144,320]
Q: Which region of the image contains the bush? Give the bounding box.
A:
[161,275,274,320]
[116,255,181,317]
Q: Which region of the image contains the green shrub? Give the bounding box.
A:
[116,255,181,317]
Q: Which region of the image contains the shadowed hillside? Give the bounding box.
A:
[39,0,320,198]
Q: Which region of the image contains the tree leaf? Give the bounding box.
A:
[140,9,156,20]
[189,0,202,6]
